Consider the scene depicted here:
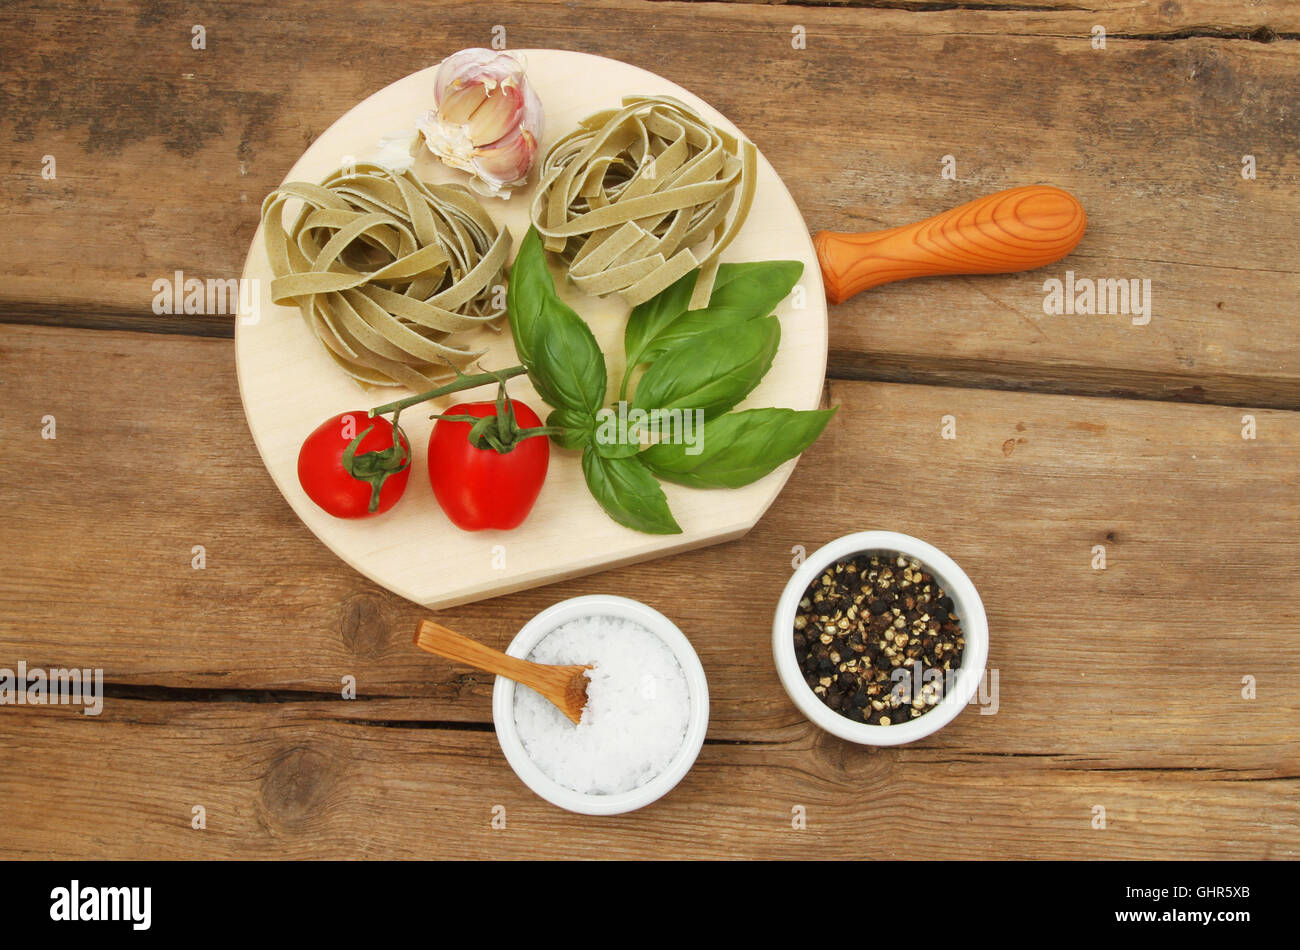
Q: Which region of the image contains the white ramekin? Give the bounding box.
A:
[492,594,710,815]
[772,531,989,746]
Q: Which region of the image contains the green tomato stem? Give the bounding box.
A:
[341,407,411,513]
[513,425,569,440]
[368,365,528,418]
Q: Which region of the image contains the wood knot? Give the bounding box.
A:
[817,727,889,783]
[259,746,333,826]
[339,591,391,658]
[454,671,488,700]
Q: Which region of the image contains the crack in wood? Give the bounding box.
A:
[1110,26,1299,43]
[706,1,1090,12]
[97,682,404,703]
[678,1,1299,41]
[825,349,1300,412]
[342,718,788,745]
[337,717,496,733]
[872,757,1300,778]
[1,305,233,339]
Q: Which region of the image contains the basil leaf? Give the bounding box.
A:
[547,407,594,450]
[581,449,681,535]
[701,260,804,324]
[640,306,754,362]
[534,318,607,416]
[632,316,780,421]
[506,227,553,370]
[641,407,837,489]
[623,260,803,371]
[508,227,607,415]
[622,269,699,376]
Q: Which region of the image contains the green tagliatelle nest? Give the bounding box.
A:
[262,162,511,390]
[530,95,757,310]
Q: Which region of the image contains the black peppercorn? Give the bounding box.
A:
[795,551,966,727]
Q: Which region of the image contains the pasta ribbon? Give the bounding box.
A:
[530,95,756,309]
[261,162,511,390]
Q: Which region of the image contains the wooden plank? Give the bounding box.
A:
[2,323,1297,771]
[2,1,1298,405]
[0,701,1293,859]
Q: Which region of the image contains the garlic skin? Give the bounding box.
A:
[418,48,543,198]
[373,129,420,174]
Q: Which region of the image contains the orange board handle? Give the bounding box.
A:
[814,185,1087,304]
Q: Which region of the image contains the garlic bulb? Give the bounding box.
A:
[418,48,543,198]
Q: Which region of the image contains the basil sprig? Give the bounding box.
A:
[507,226,834,535]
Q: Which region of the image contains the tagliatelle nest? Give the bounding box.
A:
[261,162,511,390]
[530,95,757,309]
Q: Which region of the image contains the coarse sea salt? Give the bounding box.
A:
[513,614,690,796]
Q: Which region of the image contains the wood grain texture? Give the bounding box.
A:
[1,0,1298,406]
[4,0,1299,860]
[815,185,1087,302]
[1,322,1296,860]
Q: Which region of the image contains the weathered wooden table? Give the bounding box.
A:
[2,0,1296,859]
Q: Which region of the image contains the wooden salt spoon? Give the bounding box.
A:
[414,619,593,724]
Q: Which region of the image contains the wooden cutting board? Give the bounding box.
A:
[235,50,828,609]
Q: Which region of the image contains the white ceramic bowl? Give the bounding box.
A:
[772,531,989,746]
[493,594,709,815]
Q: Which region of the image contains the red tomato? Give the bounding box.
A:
[428,400,549,531]
[298,412,411,518]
